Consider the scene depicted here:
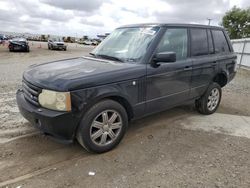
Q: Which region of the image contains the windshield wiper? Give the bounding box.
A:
[95,54,124,62]
[89,52,96,57]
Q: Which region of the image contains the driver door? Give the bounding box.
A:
[146,28,192,114]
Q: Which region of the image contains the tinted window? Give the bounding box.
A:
[207,29,214,54]
[212,30,230,53]
[157,28,187,60]
[190,29,208,56]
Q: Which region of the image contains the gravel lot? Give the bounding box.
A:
[0,42,94,143]
[0,42,250,187]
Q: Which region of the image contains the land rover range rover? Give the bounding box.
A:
[16,24,237,153]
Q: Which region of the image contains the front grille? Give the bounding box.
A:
[57,43,64,46]
[22,80,41,106]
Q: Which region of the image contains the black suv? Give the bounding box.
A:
[9,38,30,52]
[17,24,237,153]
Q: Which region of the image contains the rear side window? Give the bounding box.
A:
[190,29,208,56]
[212,30,230,53]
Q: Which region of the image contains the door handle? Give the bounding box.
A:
[183,66,192,71]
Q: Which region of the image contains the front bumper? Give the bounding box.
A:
[16,90,79,142]
[52,45,66,50]
[9,44,28,51]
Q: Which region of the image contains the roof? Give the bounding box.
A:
[118,23,224,30]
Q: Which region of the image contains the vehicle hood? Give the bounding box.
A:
[10,41,27,45]
[53,41,65,45]
[23,57,145,91]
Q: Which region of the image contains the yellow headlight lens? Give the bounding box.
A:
[38,89,71,111]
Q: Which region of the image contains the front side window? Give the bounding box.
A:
[190,28,208,56]
[156,28,188,60]
[91,26,160,62]
[212,30,230,53]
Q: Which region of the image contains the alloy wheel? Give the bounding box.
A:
[207,88,220,111]
[90,110,123,146]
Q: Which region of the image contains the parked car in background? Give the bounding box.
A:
[91,40,99,46]
[0,34,7,44]
[82,40,92,45]
[78,39,100,46]
[48,37,67,51]
[9,38,29,52]
[17,23,237,153]
[0,35,2,44]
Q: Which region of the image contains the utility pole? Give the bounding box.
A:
[207,18,212,25]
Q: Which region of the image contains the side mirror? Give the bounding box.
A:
[153,52,176,64]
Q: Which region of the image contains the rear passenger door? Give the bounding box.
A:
[211,29,236,81]
[189,28,217,98]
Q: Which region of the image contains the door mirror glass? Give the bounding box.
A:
[153,51,176,63]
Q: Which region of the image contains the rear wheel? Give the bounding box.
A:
[195,83,221,115]
[76,100,128,153]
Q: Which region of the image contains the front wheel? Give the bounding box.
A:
[76,100,128,153]
[195,83,222,115]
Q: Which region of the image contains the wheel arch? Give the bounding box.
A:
[104,95,134,121]
[88,93,134,121]
[73,93,134,139]
[213,72,228,88]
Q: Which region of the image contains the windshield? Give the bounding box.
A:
[11,38,26,42]
[91,26,160,63]
[52,37,63,42]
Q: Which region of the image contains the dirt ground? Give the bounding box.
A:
[0,42,250,187]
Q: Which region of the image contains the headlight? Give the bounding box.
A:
[38,89,71,111]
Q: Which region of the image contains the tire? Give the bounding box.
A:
[26,47,30,52]
[76,100,128,153]
[9,45,13,52]
[48,45,51,50]
[195,82,222,115]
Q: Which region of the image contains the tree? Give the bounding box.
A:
[222,6,250,39]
